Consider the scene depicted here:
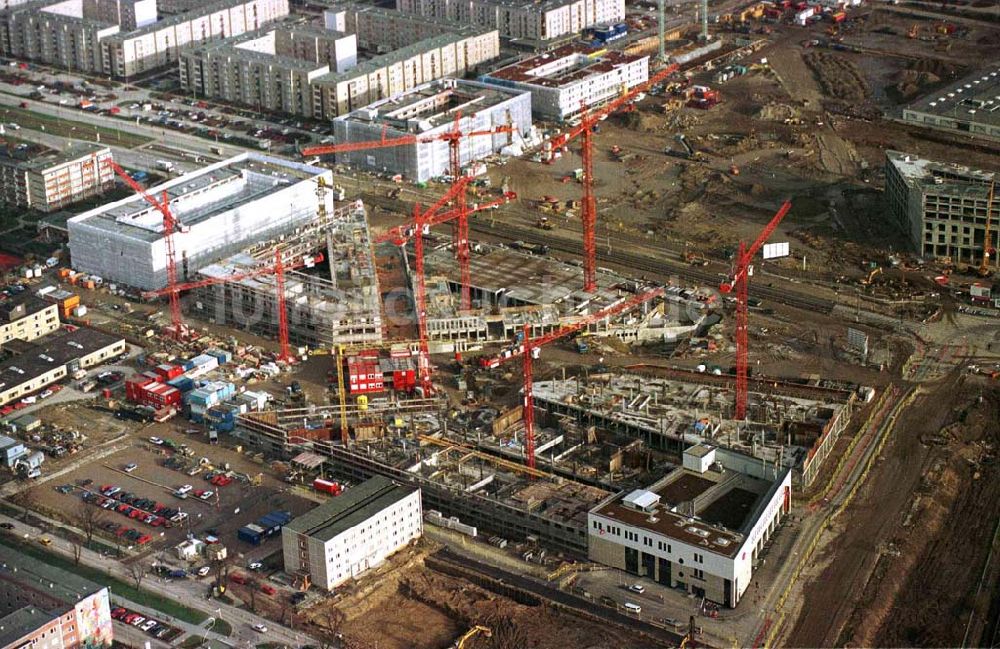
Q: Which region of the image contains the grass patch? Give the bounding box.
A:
[0,535,225,632]
[210,618,233,636]
[0,106,152,148]
[179,636,205,649]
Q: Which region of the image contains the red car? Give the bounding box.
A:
[229,573,246,585]
[259,584,275,595]
[0,406,14,416]
[136,534,152,545]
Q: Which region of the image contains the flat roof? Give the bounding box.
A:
[886,150,996,198]
[284,475,418,542]
[0,293,53,323]
[592,465,772,558]
[483,44,646,89]
[338,79,525,132]
[903,65,1000,130]
[0,142,108,173]
[0,607,57,645]
[0,327,124,396]
[0,543,105,607]
[68,153,327,243]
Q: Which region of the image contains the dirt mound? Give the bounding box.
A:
[893,69,941,100]
[756,103,800,121]
[803,51,870,103]
[908,58,961,79]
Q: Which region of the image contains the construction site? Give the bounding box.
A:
[0,0,999,644]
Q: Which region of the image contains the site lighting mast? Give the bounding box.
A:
[482,287,666,469]
[543,63,680,292]
[142,252,323,362]
[106,160,186,339]
[719,200,792,420]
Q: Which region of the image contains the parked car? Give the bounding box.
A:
[252,624,267,633]
[123,463,138,473]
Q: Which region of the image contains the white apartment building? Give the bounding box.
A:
[395,0,624,40]
[0,143,114,213]
[481,44,648,120]
[282,476,422,590]
[588,445,792,608]
[0,295,60,345]
[0,0,289,78]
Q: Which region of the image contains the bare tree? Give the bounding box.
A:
[9,490,34,522]
[127,562,147,591]
[75,507,105,547]
[312,608,346,649]
[488,615,527,649]
[244,575,259,613]
[70,535,84,565]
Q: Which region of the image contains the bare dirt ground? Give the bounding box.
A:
[300,541,660,649]
[786,374,1000,647]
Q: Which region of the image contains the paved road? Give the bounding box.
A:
[0,512,317,647]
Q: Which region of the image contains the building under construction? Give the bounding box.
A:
[67,153,332,290]
[330,78,533,182]
[530,369,863,487]
[414,240,709,350]
[190,200,384,349]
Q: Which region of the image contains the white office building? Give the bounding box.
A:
[282,476,422,590]
[588,445,792,608]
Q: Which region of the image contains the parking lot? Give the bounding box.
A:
[21,428,314,555]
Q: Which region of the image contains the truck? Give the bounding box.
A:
[156,160,175,172]
[313,478,342,496]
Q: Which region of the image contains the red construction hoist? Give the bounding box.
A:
[106,160,186,339]
[481,287,665,468]
[543,62,679,292]
[719,200,792,420]
[142,250,323,362]
[302,115,514,311]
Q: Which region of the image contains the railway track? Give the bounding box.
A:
[469,220,837,314]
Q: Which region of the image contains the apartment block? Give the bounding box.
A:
[481,43,648,120]
[0,143,114,213]
[0,0,289,78]
[588,445,791,608]
[395,0,624,40]
[179,26,356,118]
[0,294,60,345]
[282,476,422,590]
[885,150,999,265]
[0,540,113,649]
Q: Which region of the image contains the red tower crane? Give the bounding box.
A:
[406,178,474,394]
[143,251,323,362]
[719,200,792,420]
[544,63,679,292]
[106,161,186,339]
[482,287,665,468]
[303,116,514,311]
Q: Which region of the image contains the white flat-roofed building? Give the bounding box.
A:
[282,476,422,590]
[588,445,792,608]
[480,43,648,120]
[395,0,624,41]
[331,78,532,181]
[67,153,333,290]
[0,143,114,213]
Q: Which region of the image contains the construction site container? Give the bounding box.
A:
[313,478,342,495]
[155,364,184,381]
[257,511,292,536]
[237,524,264,545]
[205,348,232,365]
[167,376,195,393]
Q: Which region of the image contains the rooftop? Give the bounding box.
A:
[0,544,105,609]
[284,475,418,542]
[67,153,327,243]
[592,460,778,558]
[0,607,57,645]
[338,79,525,132]
[0,293,53,323]
[483,44,646,88]
[903,65,1000,130]
[887,150,996,198]
[0,142,109,172]
[0,327,123,396]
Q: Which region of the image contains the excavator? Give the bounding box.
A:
[454,625,491,648]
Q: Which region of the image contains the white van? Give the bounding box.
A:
[624,602,642,615]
